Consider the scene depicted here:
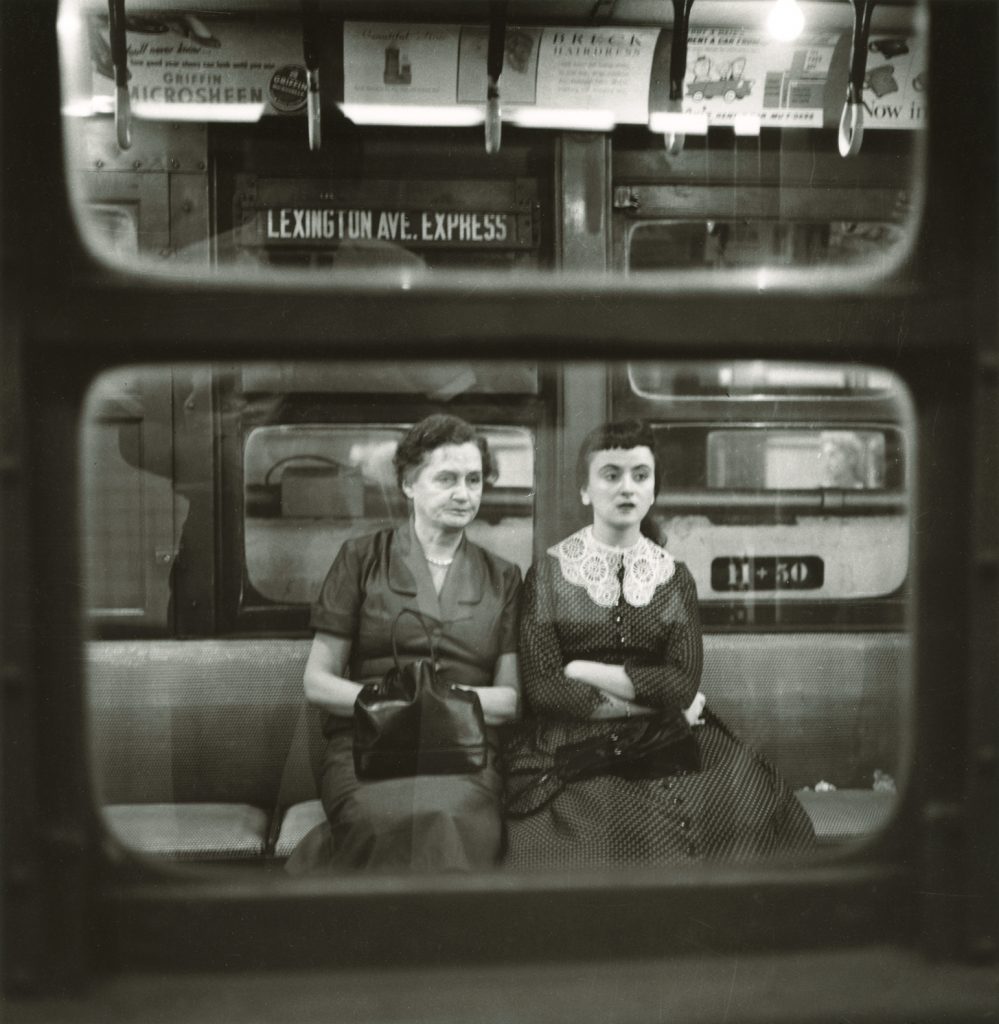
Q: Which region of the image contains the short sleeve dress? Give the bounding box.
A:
[503,527,815,869]
[285,522,521,874]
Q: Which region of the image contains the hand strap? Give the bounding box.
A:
[390,608,439,671]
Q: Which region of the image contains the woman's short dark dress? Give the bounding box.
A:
[286,523,521,874]
[504,539,815,869]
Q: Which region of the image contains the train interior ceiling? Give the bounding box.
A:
[56,0,930,871]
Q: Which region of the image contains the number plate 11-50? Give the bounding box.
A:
[711,556,824,592]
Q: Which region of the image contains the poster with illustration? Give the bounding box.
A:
[343,23,462,105]
[679,29,840,127]
[456,26,541,105]
[862,34,926,128]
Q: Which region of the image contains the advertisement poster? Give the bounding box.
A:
[677,28,841,128]
[90,12,306,116]
[456,26,542,105]
[861,33,926,129]
[349,23,661,123]
[343,23,463,105]
[531,28,661,121]
[87,15,925,132]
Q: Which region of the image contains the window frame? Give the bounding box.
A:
[4,0,997,996]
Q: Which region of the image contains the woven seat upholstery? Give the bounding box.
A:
[795,789,898,845]
[103,803,269,860]
[274,800,326,858]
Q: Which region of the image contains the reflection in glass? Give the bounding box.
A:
[627,220,911,271]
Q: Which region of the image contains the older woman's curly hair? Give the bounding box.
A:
[393,414,496,490]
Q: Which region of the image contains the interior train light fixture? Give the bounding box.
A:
[767,0,806,42]
[107,0,131,149]
[339,104,485,127]
[485,1,507,154]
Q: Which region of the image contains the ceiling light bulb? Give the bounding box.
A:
[768,0,805,42]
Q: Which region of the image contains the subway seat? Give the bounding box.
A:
[102,803,269,860]
[88,635,906,862]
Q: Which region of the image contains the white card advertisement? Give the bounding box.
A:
[349,24,661,123]
[680,29,841,128]
[343,23,463,105]
[862,33,926,129]
[90,13,307,117]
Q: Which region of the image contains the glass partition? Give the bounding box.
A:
[82,359,912,872]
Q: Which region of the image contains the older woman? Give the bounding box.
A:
[286,414,521,873]
[504,419,814,869]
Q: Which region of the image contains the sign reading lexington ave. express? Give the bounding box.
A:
[243,207,535,248]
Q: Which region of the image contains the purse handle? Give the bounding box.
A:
[390,608,440,671]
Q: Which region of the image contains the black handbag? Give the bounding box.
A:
[504,711,701,819]
[353,609,487,780]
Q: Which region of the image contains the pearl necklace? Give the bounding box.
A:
[425,554,454,567]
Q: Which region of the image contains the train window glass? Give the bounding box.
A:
[82,358,910,871]
[706,430,886,489]
[626,220,910,271]
[58,0,924,283]
[629,361,899,398]
[617,361,910,622]
[244,423,535,605]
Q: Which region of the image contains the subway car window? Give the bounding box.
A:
[618,361,908,625]
[57,0,924,281]
[81,359,910,870]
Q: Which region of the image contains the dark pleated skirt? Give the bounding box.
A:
[286,729,504,874]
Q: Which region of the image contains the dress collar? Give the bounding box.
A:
[388,521,483,614]
[548,526,675,608]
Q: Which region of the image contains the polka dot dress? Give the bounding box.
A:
[504,551,816,869]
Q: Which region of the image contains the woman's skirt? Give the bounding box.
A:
[285,730,504,874]
[503,714,815,870]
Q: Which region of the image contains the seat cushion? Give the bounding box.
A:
[103,803,269,860]
[796,789,897,845]
[274,799,326,858]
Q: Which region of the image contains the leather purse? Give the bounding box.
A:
[353,609,487,780]
[504,712,700,819]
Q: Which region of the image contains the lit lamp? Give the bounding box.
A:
[767,0,805,42]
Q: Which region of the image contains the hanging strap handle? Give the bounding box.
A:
[390,608,440,673]
[839,0,876,157]
[485,1,507,154]
[302,0,323,151]
[108,0,131,150]
[663,0,696,155]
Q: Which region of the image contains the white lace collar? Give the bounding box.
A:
[548,527,675,608]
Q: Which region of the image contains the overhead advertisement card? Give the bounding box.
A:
[84,15,925,132]
[343,23,463,105]
[861,33,926,129]
[347,23,661,123]
[678,28,841,128]
[89,12,306,117]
